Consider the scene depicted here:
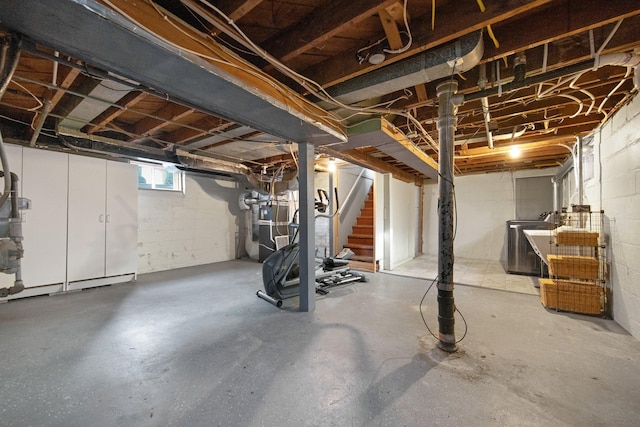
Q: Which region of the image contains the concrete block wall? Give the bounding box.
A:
[314,171,331,256]
[584,94,640,340]
[137,174,244,274]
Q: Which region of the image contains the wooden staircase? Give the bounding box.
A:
[343,187,377,272]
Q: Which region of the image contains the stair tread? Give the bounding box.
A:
[351,255,374,262]
[344,243,374,249]
[349,233,373,238]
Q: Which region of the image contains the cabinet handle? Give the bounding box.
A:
[106,214,111,223]
[99,214,105,223]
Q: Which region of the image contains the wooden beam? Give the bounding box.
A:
[84,90,147,134]
[132,103,194,136]
[483,0,640,61]
[217,0,263,21]
[165,116,233,145]
[415,84,428,102]
[51,73,101,118]
[379,8,403,50]
[43,66,81,110]
[200,130,261,150]
[262,0,398,63]
[305,0,553,88]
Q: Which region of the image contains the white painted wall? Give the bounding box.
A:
[423,168,556,265]
[388,177,419,269]
[582,94,640,340]
[137,173,245,274]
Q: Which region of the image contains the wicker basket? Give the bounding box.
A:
[554,230,599,246]
[547,254,599,280]
[539,278,602,315]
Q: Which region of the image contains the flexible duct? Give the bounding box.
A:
[321,31,483,107]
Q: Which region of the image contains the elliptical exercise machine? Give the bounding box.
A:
[256,189,366,307]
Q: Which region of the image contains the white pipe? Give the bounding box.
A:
[52,50,59,86]
[595,19,623,57]
[478,63,494,149]
[595,52,640,90]
[480,97,494,149]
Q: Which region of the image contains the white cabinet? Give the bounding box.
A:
[2,145,138,299]
[67,156,137,289]
[67,156,107,282]
[20,148,68,292]
[105,161,138,277]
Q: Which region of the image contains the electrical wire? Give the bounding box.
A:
[176,0,441,152]
[8,80,43,111]
[382,0,412,55]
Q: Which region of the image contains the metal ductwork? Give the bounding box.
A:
[0,0,345,146]
[322,31,484,107]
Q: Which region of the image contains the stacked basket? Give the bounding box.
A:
[539,222,604,315]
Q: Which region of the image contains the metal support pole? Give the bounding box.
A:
[328,171,335,257]
[298,142,316,312]
[436,80,459,352]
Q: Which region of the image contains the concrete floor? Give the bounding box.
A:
[388,254,541,295]
[1,259,639,426]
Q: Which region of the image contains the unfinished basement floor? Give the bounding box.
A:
[1,259,639,426]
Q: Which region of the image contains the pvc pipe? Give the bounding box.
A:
[480,97,493,149]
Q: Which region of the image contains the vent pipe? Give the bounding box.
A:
[436,80,459,353]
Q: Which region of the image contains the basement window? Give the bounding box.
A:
[133,161,184,192]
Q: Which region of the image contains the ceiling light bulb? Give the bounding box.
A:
[328,158,336,173]
[510,145,521,158]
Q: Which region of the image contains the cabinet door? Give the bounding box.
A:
[21,148,68,287]
[105,161,138,277]
[0,144,22,290]
[67,156,107,282]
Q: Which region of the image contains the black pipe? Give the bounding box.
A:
[436,80,458,353]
